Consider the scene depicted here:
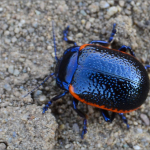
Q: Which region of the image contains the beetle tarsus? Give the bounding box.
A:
[63,26,78,46]
[72,98,88,138]
[42,101,52,114]
[119,113,130,129]
[42,91,68,113]
[81,119,87,139]
[108,23,117,43]
[89,23,117,46]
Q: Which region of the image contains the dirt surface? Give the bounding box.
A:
[0,0,150,149]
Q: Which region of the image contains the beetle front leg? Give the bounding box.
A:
[43,91,68,113]
[119,45,135,57]
[118,113,130,129]
[72,98,87,139]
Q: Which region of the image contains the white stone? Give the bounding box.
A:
[8,65,14,74]
[88,2,99,13]
[100,1,110,9]
[0,7,3,12]
[107,6,118,17]
[133,145,141,150]
[76,33,83,38]
[13,69,20,76]
[11,37,17,43]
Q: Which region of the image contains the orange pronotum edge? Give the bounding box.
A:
[69,85,139,113]
[79,44,93,51]
[79,44,135,58]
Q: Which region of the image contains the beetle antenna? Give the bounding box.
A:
[23,73,55,98]
[52,20,59,62]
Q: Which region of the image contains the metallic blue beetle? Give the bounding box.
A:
[25,22,150,139]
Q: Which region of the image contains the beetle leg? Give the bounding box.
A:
[89,23,117,46]
[119,45,135,57]
[108,23,117,44]
[89,40,109,47]
[63,26,78,46]
[42,91,68,113]
[72,98,87,139]
[118,113,130,129]
[145,65,150,70]
[100,109,116,122]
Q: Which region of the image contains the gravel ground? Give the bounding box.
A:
[0,0,150,149]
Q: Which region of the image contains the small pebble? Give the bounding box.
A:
[3,84,11,91]
[28,27,34,33]
[99,1,110,9]
[133,145,141,150]
[21,19,26,24]
[2,24,8,30]
[11,37,17,43]
[8,65,14,74]
[107,6,118,18]
[40,1,45,10]
[136,128,143,134]
[5,38,11,44]
[89,18,95,23]
[107,138,113,145]
[140,114,150,125]
[4,31,10,36]
[85,21,91,30]
[57,4,68,13]
[14,28,20,34]
[72,123,79,133]
[76,33,83,38]
[88,2,99,13]
[0,143,6,149]
[59,124,65,130]
[21,113,29,121]
[80,10,87,16]
[39,95,47,103]
[35,10,41,15]
[119,1,125,7]
[0,7,3,12]
[108,0,114,5]
[13,69,20,76]
[65,144,71,149]
[123,144,129,148]
[32,22,38,28]
[47,45,52,50]
[34,90,42,98]
[81,19,86,25]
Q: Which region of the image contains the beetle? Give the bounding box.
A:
[24,22,150,139]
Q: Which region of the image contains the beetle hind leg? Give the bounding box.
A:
[72,98,87,139]
[63,26,78,46]
[119,113,130,129]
